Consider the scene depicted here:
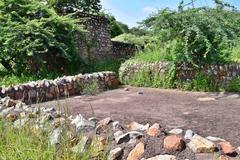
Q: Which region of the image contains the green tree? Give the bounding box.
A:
[0,0,84,75]
[104,14,129,38]
[141,6,240,65]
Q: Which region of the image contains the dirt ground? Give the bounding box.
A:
[34,86,240,146]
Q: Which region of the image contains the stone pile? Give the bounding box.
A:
[0,71,119,104]
[0,97,240,160]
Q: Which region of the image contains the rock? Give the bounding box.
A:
[124,88,129,91]
[6,112,18,121]
[42,107,56,113]
[184,129,194,140]
[163,135,185,151]
[114,131,130,144]
[88,117,99,124]
[112,121,123,130]
[127,142,145,160]
[49,128,61,145]
[71,114,95,132]
[5,98,16,107]
[128,131,144,144]
[128,131,143,139]
[219,141,235,155]
[147,123,161,137]
[98,117,113,126]
[0,107,14,117]
[14,118,29,128]
[138,91,144,95]
[72,136,90,153]
[142,155,177,160]
[108,147,123,160]
[206,136,225,142]
[187,135,215,153]
[127,122,149,131]
[169,128,183,135]
[195,153,213,160]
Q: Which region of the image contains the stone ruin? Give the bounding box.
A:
[74,12,136,61]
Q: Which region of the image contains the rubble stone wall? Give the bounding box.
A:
[74,12,135,61]
[119,61,240,85]
[0,72,119,104]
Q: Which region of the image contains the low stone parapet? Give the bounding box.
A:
[0,71,119,104]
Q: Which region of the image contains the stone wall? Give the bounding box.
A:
[119,61,240,85]
[0,72,119,104]
[112,41,136,59]
[74,12,135,61]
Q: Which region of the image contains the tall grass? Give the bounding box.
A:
[0,119,108,160]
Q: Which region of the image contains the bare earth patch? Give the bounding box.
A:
[35,86,240,146]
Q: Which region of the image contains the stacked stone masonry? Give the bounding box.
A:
[74,12,136,61]
[120,61,240,85]
[0,72,119,104]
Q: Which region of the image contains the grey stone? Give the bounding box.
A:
[108,147,123,160]
[169,128,183,135]
[184,129,194,140]
[71,114,95,132]
[114,131,130,144]
[205,136,225,142]
[0,107,14,117]
[142,155,177,160]
[42,107,56,113]
[14,118,29,128]
[49,128,61,145]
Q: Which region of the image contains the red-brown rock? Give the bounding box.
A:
[219,141,235,155]
[147,123,161,137]
[163,135,185,151]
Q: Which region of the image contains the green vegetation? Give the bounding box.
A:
[226,77,240,92]
[0,0,85,75]
[0,119,108,160]
[118,1,240,92]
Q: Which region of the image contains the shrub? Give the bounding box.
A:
[0,0,84,75]
[226,77,240,92]
[141,6,240,65]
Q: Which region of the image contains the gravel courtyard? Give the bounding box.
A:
[35,86,240,146]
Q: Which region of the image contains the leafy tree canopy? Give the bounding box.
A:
[104,14,129,38]
[140,3,240,65]
[0,0,84,75]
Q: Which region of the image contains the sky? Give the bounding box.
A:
[101,0,240,28]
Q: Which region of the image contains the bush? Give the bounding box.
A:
[226,77,240,92]
[141,6,240,65]
[0,0,84,75]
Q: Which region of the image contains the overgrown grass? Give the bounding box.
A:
[0,72,62,87]
[128,42,177,63]
[226,77,240,92]
[122,68,228,92]
[86,58,123,74]
[0,119,108,160]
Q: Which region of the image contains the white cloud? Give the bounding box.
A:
[142,6,157,13]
